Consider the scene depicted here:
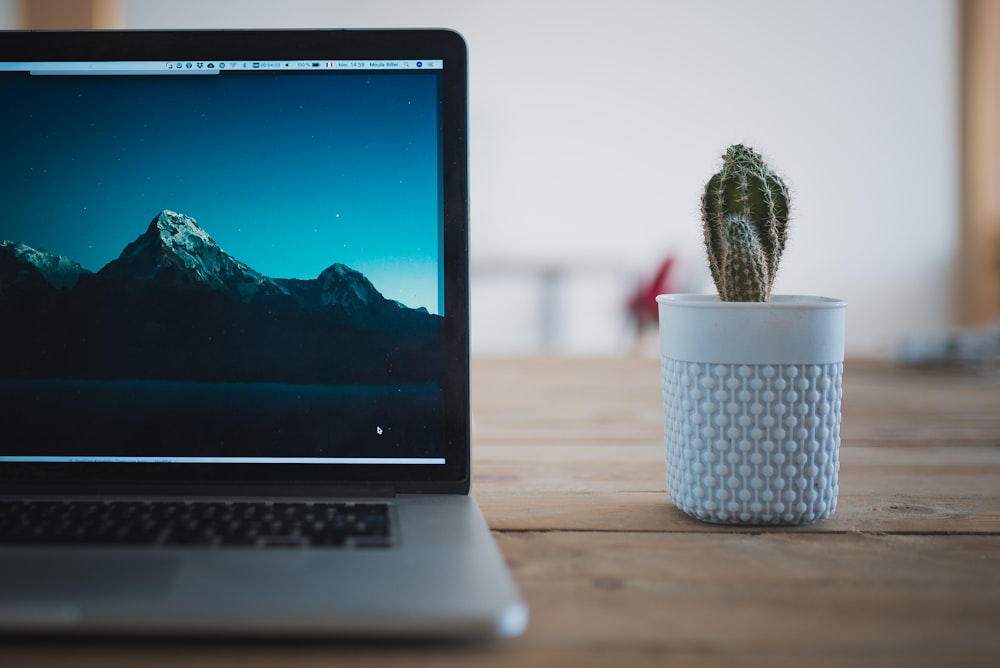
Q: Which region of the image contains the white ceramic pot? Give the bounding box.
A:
[656,294,847,525]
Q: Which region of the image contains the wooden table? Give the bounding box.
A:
[3,357,999,667]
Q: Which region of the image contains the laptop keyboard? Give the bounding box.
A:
[0,500,393,548]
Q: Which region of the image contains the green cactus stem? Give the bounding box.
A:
[701,144,790,302]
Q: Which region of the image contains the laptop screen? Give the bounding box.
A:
[0,31,469,491]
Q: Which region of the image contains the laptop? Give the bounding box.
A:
[0,28,527,638]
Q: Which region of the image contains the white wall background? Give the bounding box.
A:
[117,1,959,357]
[0,1,16,28]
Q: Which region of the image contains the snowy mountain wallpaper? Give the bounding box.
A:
[0,70,447,459]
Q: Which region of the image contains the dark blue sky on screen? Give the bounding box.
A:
[0,70,442,313]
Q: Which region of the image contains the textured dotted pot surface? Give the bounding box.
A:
[662,360,842,524]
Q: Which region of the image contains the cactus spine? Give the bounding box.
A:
[701,144,790,302]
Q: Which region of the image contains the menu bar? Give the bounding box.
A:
[0,60,443,75]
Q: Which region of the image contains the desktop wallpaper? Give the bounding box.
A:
[0,69,447,459]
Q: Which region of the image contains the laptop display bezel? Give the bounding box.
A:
[0,29,471,495]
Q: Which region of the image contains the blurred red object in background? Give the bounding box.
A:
[627,256,678,327]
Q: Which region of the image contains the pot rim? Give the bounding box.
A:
[656,294,846,309]
[657,293,847,364]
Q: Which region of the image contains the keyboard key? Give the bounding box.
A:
[0,500,393,549]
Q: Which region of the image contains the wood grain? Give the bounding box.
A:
[495,531,1000,667]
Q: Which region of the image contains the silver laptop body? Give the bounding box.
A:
[0,28,526,638]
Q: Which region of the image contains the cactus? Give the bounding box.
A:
[701,144,790,302]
